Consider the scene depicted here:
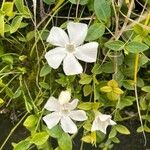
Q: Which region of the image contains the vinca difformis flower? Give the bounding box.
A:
[91,112,116,134]
[43,91,87,134]
[45,22,98,75]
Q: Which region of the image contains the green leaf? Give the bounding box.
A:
[79,74,93,85]
[94,0,111,23]
[40,64,51,77]
[100,86,112,93]
[2,55,13,64]
[13,139,31,150]
[47,125,63,139]
[68,0,89,5]
[122,80,134,90]
[105,40,125,51]
[107,92,119,101]
[118,97,133,110]
[109,128,117,139]
[0,14,5,36]
[13,88,22,99]
[31,132,49,146]
[111,137,120,143]
[77,102,92,110]
[43,0,55,5]
[23,115,38,128]
[125,41,149,53]
[83,84,92,96]
[10,16,23,33]
[2,2,14,17]
[39,82,50,89]
[58,133,72,150]
[91,63,102,74]
[115,125,130,135]
[140,97,147,110]
[101,62,115,73]
[5,87,14,98]
[86,23,105,41]
[15,0,24,13]
[142,86,150,93]
[0,98,4,104]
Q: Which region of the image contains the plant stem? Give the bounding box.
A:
[134,53,147,146]
[0,113,28,150]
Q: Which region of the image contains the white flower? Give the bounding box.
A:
[91,112,116,134]
[43,91,87,134]
[45,22,99,75]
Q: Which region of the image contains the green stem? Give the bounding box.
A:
[134,53,147,146]
[0,113,28,150]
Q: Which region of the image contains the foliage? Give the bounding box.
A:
[0,0,150,150]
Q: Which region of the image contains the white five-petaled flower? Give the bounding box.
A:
[45,22,99,75]
[43,91,88,134]
[91,112,116,134]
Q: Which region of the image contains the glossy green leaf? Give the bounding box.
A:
[91,63,102,74]
[101,62,115,73]
[109,128,117,139]
[40,64,51,77]
[79,74,93,85]
[47,125,63,139]
[118,97,133,109]
[10,16,23,33]
[94,0,111,23]
[58,133,72,150]
[43,0,55,5]
[0,98,4,104]
[115,125,130,135]
[125,41,149,53]
[83,84,93,96]
[68,0,89,5]
[105,40,125,51]
[31,132,49,146]
[39,82,50,89]
[23,115,38,128]
[78,102,92,110]
[13,139,31,150]
[86,23,105,41]
[15,0,24,13]
[142,86,150,93]
[2,2,14,16]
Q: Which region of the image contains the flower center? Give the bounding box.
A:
[61,109,70,116]
[65,44,75,53]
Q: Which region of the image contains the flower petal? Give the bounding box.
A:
[45,47,66,69]
[91,116,99,131]
[43,112,61,129]
[75,42,98,63]
[58,90,71,105]
[60,116,77,134]
[99,114,111,121]
[67,22,88,46]
[91,116,107,134]
[63,54,83,75]
[47,27,69,47]
[110,120,116,125]
[44,96,60,111]
[69,110,87,121]
[64,99,79,110]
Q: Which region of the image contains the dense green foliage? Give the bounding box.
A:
[0,0,150,149]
